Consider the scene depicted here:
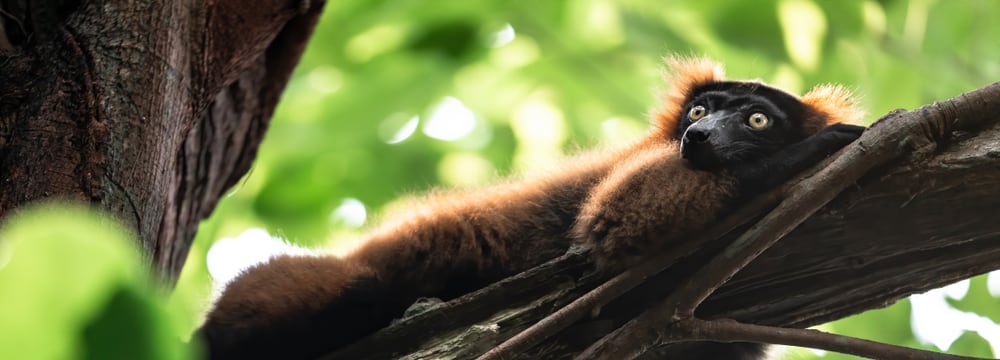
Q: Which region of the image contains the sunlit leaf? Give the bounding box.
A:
[948,330,995,358]
[0,203,195,360]
[947,275,1000,326]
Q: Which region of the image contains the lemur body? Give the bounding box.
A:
[201,58,865,360]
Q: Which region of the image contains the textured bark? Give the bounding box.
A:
[325,83,1000,359]
[0,0,324,281]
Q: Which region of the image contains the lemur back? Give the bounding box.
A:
[201,57,864,360]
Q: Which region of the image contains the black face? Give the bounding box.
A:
[676,82,807,170]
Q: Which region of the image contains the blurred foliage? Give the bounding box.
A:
[0,204,198,360]
[949,276,1000,325]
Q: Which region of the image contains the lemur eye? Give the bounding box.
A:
[748,112,769,129]
[688,105,707,121]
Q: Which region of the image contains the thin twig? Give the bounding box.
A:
[322,247,594,360]
[671,318,988,360]
[578,81,1000,359]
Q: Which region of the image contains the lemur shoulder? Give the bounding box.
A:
[201,57,865,360]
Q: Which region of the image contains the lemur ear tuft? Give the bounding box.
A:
[654,57,725,140]
[801,84,865,134]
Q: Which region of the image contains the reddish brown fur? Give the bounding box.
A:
[202,57,863,360]
[575,142,735,269]
[801,84,865,135]
[203,256,379,359]
[202,145,646,359]
[653,57,726,140]
[207,255,371,331]
[347,150,630,294]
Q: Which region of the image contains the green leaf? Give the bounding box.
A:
[0,203,196,360]
[827,299,914,348]
[947,275,1000,326]
[82,285,190,360]
[947,330,995,358]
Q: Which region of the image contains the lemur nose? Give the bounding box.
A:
[685,128,710,143]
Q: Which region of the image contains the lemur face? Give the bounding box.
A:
[677,82,807,170]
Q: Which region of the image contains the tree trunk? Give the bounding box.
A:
[0,0,324,281]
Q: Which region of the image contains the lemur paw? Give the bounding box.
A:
[816,123,865,153]
[575,209,647,271]
[574,147,732,273]
[573,158,678,271]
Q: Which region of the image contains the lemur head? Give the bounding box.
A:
[652,57,863,170]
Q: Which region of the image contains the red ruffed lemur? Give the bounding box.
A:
[200,57,866,360]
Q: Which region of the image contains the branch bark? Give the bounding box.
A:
[661,319,979,360]
[326,81,1000,359]
[0,0,325,281]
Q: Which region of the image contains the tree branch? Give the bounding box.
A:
[666,319,986,360]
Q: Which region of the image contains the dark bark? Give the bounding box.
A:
[325,82,1000,359]
[0,0,325,281]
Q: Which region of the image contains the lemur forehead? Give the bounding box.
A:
[693,92,789,118]
[690,81,804,112]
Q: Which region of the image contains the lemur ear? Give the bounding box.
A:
[801,84,865,135]
[654,57,725,140]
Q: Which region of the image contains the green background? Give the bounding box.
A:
[3,0,999,358]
